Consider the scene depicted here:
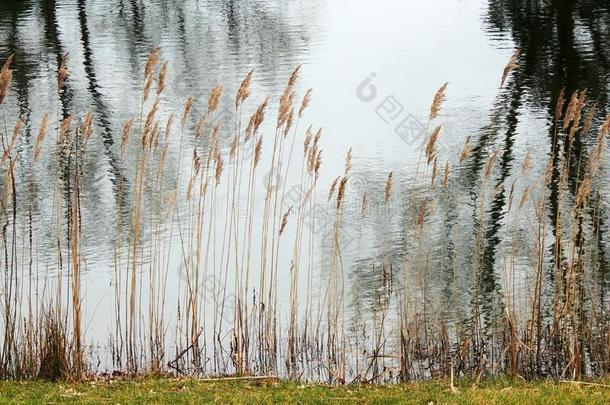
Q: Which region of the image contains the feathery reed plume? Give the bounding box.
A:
[34,113,49,162]
[279,207,292,236]
[443,161,450,188]
[336,176,348,209]
[485,149,499,177]
[315,150,322,177]
[120,118,134,157]
[563,91,579,130]
[57,54,69,92]
[254,137,263,168]
[2,114,24,161]
[194,115,206,139]
[344,147,353,176]
[586,114,610,174]
[143,49,161,101]
[283,108,295,137]
[229,134,238,159]
[459,135,472,164]
[384,172,393,204]
[431,158,438,186]
[361,193,369,218]
[181,96,194,128]
[555,88,566,120]
[303,126,313,155]
[575,177,591,208]
[246,97,269,140]
[236,69,254,108]
[416,198,429,227]
[144,48,161,79]
[563,90,587,134]
[143,76,154,102]
[80,112,94,144]
[518,185,530,210]
[429,82,448,121]
[277,90,295,129]
[0,54,14,105]
[328,176,340,201]
[501,49,520,88]
[215,151,223,185]
[164,113,174,140]
[582,103,597,135]
[4,156,18,199]
[299,88,313,118]
[157,61,169,95]
[142,99,160,147]
[425,125,442,164]
[207,84,224,114]
[59,115,73,141]
[288,65,302,88]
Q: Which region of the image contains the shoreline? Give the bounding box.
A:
[1,376,609,404]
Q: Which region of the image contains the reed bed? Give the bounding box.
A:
[0,49,608,384]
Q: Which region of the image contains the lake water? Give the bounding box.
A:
[0,0,609,380]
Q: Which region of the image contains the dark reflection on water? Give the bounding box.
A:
[344,0,610,337]
[481,0,610,303]
[0,0,319,261]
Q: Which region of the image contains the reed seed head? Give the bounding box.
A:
[426,125,441,164]
[195,115,206,140]
[485,149,499,177]
[303,126,313,155]
[328,176,340,201]
[459,135,472,164]
[215,151,223,186]
[283,107,295,138]
[2,114,25,161]
[361,194,368,218]
[120,117,134,157]
[417,198,428,227]
[236,69,254,108]
[60,115,74,142]
[157,61,168,95]
[208,84,224,113]
[80,112,94,144]
[181,96,194,128]
[253,137,263,168]
[279,207,292,236]
[0,54,14,105]
[57,54,70,92]
[384,172,393,204]
[144,47,161,80]
[582,103,597,135]
[164,113,174,140]
[429,82,448,121]
[336,176,348,209]
[501,49,520,88]
[555,88,565,121]
[299,88,312,118]
[288,65,302,88]
[519,185,530,210]
[34,113,49,162]
[344,147,352,176]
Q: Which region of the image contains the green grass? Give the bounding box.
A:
[0,377,608,404]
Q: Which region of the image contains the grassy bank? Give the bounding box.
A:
[0,378,609,404]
